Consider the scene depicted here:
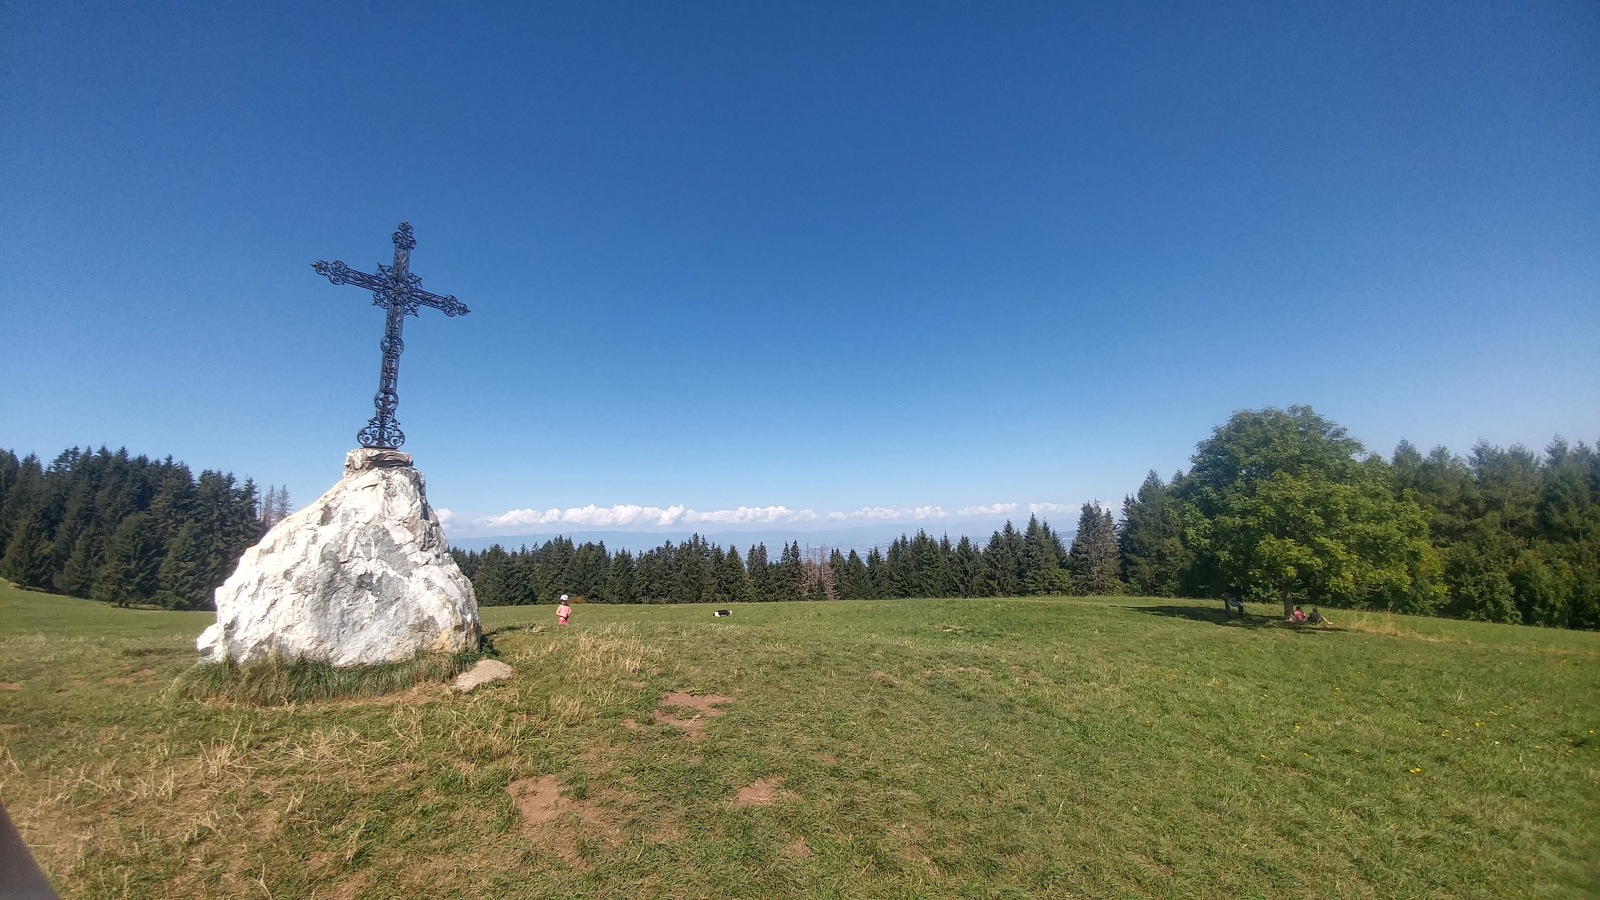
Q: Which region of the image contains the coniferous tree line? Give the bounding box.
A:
[1118,407,1600,629]
[0,446,262,608]
[10,406,1592,630]
[448,511,1121,606]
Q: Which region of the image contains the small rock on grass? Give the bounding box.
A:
[454,659,514,693]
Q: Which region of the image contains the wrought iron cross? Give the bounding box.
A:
[312,222,469,450]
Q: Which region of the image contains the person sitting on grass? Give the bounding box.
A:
[1308,607,1332,626]
[1291,605,1307,623]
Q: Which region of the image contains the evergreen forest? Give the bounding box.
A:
[449,514,1088,607]
[0,447,262,609]
[3,405,1596,628]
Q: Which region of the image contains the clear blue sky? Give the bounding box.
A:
[2,1,1596,539]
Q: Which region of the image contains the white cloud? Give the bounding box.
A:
[840,505,947,521]
[434,507,455,525]
[465,500,1104,534]
[476,503,817,530]
[683,506,815,525]
[1028,502,1076,515]
[956,502,1018,516]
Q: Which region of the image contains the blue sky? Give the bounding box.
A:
[2,1,1597,540]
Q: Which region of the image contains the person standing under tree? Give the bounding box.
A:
[557,594,572,626]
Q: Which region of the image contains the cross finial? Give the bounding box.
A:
[393,221,416,252]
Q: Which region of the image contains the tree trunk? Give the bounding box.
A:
[1281,581,1293,620]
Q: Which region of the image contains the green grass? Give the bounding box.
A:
[2,581,1597,898]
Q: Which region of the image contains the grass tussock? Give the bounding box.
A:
[174,647,485,705]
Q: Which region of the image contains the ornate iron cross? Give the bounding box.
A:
[313,222,469,450]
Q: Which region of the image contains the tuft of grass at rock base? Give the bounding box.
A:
[175,647,487,706]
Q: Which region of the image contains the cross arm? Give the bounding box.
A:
[412,288,470,317]
[311,260,387,291]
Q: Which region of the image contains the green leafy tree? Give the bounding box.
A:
[1183,406,1441,618]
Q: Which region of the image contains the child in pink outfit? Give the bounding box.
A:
[557,594,572,626]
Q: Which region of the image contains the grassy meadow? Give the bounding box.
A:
[1,580,1597,899]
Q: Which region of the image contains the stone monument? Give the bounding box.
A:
[197,223,482,666]
[197,449,479,665]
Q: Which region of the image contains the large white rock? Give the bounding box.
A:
[197,449,481,667]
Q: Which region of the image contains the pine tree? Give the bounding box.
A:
[1118,472,1192,597]
[57,529,102,598]
[951,536,986,597]
[93,513,160,606]
[603,550,637,604]
[716,544,754,603]
[778,541,804,601]
[864,546,887,598]
[155,520,210,609]
[982,522,1022,596]
[0,510,52,589]
[747,544,774,601]
[1068,503,1122,595]
[1021,514,1064,596]
[838,549,871,599]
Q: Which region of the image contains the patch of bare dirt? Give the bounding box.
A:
[330,870,369,900]
[661,691,733,714]
[733,776,785,806]
[652,691,734,739]
[508,775,567,826]
[0,682,20,690]
[619,718,640,729]
[814,752,835,765]
[505,775,624,868]
[783,837,812,857]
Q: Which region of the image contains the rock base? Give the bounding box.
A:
[197,449,481,667]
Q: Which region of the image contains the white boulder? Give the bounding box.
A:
[197,449,481,667]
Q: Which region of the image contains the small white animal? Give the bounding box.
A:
[713,609,731,617]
